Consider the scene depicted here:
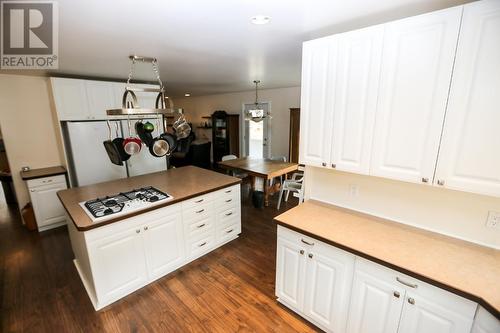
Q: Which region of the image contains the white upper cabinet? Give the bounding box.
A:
[434,0,500,197]
[369,7,462,184]
[330,25,384,174]
[299,38,336,167]
[50,77,89,121]
[85,80,116,120]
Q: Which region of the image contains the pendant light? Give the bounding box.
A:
[245,80,271,122]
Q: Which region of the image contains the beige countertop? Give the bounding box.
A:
[275,200,500,319]
[21,166,67,180]
[58,166,241,231]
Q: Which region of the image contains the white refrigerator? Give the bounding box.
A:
[65,119,167,187]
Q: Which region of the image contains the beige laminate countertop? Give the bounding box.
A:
[275,200,500,319]
[58,166,241,231]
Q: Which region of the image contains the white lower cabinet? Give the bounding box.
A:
[276,226,355,332]
[89,227,149,306]
[70,184,241,310]
[277,227,484,333]
[471,306,500,333]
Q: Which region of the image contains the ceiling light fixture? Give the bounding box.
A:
[251,15,271,25]
[184,93,191,97]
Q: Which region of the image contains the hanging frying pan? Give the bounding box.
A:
[149,115,170,157]
[112,121,130,161]
[103,120,124,165]
[123,117,142,155]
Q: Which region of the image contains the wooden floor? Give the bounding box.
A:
[0,186,319,333]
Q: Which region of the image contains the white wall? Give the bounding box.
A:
[0,74,65,209]
[174,86,300,159]
[305,166,500,249]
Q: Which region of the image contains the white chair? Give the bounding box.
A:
[221,155,248,179]
[277,172,304,210]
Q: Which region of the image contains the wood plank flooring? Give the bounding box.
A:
[0,186,320,332]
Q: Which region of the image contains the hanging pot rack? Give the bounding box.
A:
[106,55,184,116]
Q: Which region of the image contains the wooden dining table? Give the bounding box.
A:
[218,157,299,207]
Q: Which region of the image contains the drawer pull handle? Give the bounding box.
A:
[225,190,232,193]
[308,253,313,259]
[299,250,304,255]
[301,239,314,246]
[226,229,234,234]
[198,242,207,247]
[196,209,205,214]
[225,212,233,216]
[225,199,232,203]
[144,226,149,231]
[136,229,140,234]
[407,297,415,305]
[396,277,417,289]
[197,223,206,228]
[42,179,53,183]
[195,199,204,203]
[393,291,400,298]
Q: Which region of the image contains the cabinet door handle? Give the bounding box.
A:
[30,189,35,192]
[308,253,314,259]
[144,226,149,231]
[437,180,445,186]
[196,209,205,214]
[198,241,207,247]
[225,211,233,216]
[195,199,204,203]
[226,229,234,234]
[331,163,336,168]
[396,277,417,289]
[225,190,232,193]
[421,177,428,183]
[136,229,140,234]
[299,250,304,255]
[407,297,415,305]
[225,199,232,203]
[393,291,400,298]
[197,223,206,229]
[321,162,326,167]
[301,239,314,246]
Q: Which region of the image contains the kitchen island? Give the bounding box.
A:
[58,166,241,310]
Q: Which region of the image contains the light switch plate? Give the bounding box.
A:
[486,211,500,229]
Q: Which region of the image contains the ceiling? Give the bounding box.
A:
[0,0,469,97]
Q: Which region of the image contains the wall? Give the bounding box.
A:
[0,74,64,209]
[174,86,301,159]
[305,166,500,249]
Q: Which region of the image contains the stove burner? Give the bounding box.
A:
[82,186,171,221]
[104,199,117,207]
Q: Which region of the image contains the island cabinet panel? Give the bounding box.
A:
[276,226,355,332]
[142,212,185,281]
[69,184,241,311]
[471,306,500,333]
[89,227,148,306]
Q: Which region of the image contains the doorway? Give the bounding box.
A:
[0,124,18,211]
[243,102,271,158]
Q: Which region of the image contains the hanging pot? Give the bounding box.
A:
[135,120,153,147]
[112,121,131,161]
[149,115,170,157]
[123,117,142,155]
[103,121,124,165]
[173,113,191,139]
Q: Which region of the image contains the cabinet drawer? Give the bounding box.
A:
[216,206,240,227]
[183,202,213,223]
[185,216,215,240]
[217,220,241,243]
[27,174,66,188]
[182,193,214,209]
[277,225,318,248]
[214,185,240,207]
[187,233,215,258]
